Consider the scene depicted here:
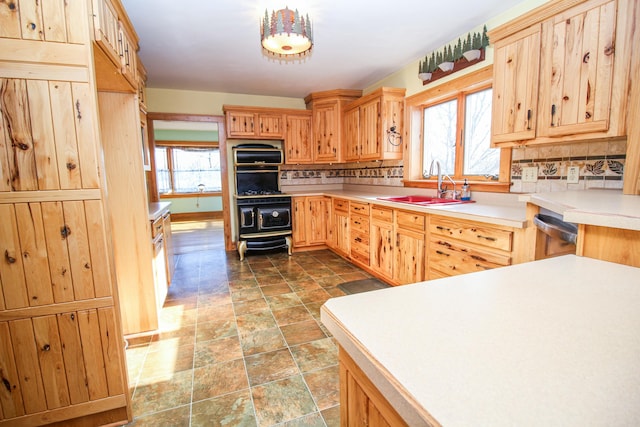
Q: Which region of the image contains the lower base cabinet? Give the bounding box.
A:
[292,196,330,249]
[394,211,426,285]
[339,347,408,427]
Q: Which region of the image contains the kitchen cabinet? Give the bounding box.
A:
[92,0,121,68]
[328,198,350,257]
[285,111,314,164]
[370,205,394,281]
[394,210,426,285]
[163,211,175,281]
[118,20,138,88]
[428,216,513,278]
[224,106,284,139]
[0,1,131,424]
[304,89,362,163]
[339,348,408,427]
[292,196,330,248]
[344,87,406,162]
[350,202,371,267]
[489,0,634,147]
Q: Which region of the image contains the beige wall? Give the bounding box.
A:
[146,87,306,115]
[365,0,549,97]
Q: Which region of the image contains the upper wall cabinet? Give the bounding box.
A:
[224,106,284,139]
[91,0,139,92]
[344,87,406,162]
[489,0,633,147]
[285,111,314,164]
[304,90,362,163]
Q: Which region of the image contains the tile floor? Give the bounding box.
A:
[125,220,368,426]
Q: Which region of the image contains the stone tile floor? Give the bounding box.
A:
[125,220,368,426]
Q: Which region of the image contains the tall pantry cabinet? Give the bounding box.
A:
[0,0,142,425]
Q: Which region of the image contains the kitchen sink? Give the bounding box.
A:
[376,195,475,205]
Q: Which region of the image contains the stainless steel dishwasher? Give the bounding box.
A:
[533,209,578,259]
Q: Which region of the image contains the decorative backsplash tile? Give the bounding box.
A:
[281,161,404,187]
[510,140,626,193]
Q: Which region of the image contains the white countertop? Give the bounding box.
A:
[520,189,640,230]
[321,255,640,427]
[287,189,527,228]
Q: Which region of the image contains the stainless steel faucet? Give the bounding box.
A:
[428,159,443,197]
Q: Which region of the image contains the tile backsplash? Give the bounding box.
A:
[510,139,626,193]
[281,160,404,187]
[280,139,627,193]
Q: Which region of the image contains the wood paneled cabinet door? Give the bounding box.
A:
[119,21,138,87]
[359,97,383,161]
[92,0,121,67]
[491,24,541,145]
[225,109,284,139]
[292,196,329,248]
[370,206,394,281]
[312,102,342,163]
[537,0,616,138]
[343,106,361,162]
[340,348,408,427]
[394,211,425,285]
[285,113,313,164]
[329,198,350,256]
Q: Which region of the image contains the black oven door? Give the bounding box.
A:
[238,206,257,234]
[258,206,291,231]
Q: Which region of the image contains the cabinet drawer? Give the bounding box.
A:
[151,217,163,239]
[430,217,512,252]
[396,211,425,232]
[371,205,393,222]
[350,214,369,234]
[429,236,511,276]
[334,198,349,213]
[350,202,370,216]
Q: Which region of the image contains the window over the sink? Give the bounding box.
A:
[405,65,511,192]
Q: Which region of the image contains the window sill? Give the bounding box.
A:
[403,180,512,193]
[160,192,222,199]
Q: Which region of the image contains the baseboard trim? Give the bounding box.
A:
[171,211,223,222]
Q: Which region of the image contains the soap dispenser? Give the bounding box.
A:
[461,179,471,201]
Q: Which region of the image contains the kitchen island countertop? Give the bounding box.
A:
[520,189,640,230]
[148,201,171,221]
[321,255,640,426]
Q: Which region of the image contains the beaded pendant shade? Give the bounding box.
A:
[261,7,313,58]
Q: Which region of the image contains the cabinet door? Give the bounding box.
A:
[119,22,137,88]
[333,210,350,256]
[343,106,360,162]
[359,98,382,161]
[313,102,341,163]
[292,197,307,247]
[307,197,329,245]
[92,0,120,67]
[227,111,256,137]
[394,228,425,285]
[539,0,616,137]
[285,114,313,164]
[258,113,284,138]
[491,24,541,145]
[162,212,174,283]
[370,220,393,281]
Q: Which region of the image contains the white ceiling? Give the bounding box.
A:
[121,0,527,99]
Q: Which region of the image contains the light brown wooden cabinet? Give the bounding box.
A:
[344,87,406,162]
[370,206,394,281]
[428,216,513,278]
[304,89,362,163]
[490,0,633,147]
[224,106,284,139]
[328,198,350,257]
[350,202,371,267]
[0,1,131,424]
[394,211,426,285]
[339,347,408,427]
[285,112,314,164]
[292,196,330,248]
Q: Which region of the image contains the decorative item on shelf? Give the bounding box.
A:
[387,123,402,146]
[418,25,489,85]
[261,7,313,60]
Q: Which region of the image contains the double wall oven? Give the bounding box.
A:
[233,144,292,260]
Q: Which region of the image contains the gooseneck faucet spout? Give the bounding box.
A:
[428,159,443,197]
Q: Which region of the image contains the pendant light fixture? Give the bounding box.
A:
[261,7,313,59]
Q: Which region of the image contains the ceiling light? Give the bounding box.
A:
[261,7,313,59]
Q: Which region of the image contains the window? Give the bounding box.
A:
[155,146,221,195]
[422,87,497,179]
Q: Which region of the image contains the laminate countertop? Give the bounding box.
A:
[520,189,640,230]
[321,255,640,427]
[148,201,171,221]
[286,190,527,228]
